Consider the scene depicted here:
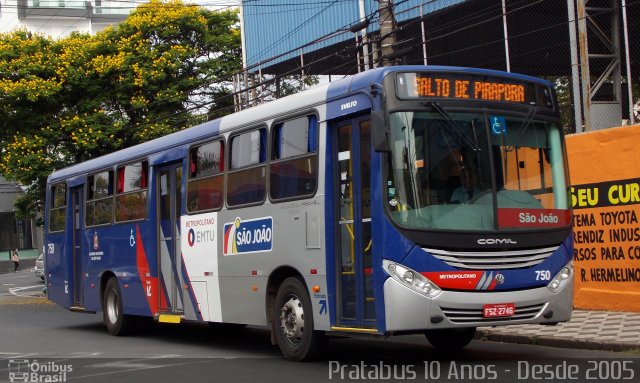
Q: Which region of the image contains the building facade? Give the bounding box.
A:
[0,176,37,252]
[0,0,143,38]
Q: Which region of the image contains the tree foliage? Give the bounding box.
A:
[0,0,241,219]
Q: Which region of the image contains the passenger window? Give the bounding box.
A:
[49,183,66,232]
[187,140,224,212]
[115,161,148,222]
[270,115,318,200]
[227,128,267,207]
[86,170,114,226]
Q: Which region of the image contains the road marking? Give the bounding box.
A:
[87,356,181,369]
[68,352,102,357]
[1,353,39,358]
[9,285,45,297]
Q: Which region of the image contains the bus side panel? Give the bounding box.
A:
[212,198,327,327]
[323,116,338,329]
[81,165,163,316]
[372,191,422,332]
[81,222,158,316]
[370,150,389,333]
[110,167,163,318]
[45,188,75,310]
[45,180,160,318]
[210,113,330,329]
[180,212,219,322]
[45,232,73,309]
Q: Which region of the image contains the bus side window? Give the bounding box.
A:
[49,183,67,232]
[115,161,149,222]
[270,115,318,201]
[187,140,224,212]
[227,128,267,207]
[86,170,114,226]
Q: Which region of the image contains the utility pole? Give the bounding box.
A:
[358,0,371,70]
[379,0,397,67]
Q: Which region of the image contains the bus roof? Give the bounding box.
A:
[47,66,552,183]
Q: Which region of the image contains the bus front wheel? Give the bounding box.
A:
[425,327,476,351]
[103,277,137,336]
[273,277,326,361]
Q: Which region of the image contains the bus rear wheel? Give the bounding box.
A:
[103,277,138,336]
[273,277,325,361]
[425,327,476,352]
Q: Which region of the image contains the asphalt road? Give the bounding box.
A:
[1,270,638,383]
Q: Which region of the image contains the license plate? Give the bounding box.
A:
[483,303,515,318]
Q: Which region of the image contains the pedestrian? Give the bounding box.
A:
[11,249,19,272]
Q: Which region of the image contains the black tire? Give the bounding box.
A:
[273,277,326,361]
[425,327,476,352]
[102,277,138,336]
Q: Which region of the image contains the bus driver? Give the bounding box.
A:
[450,167,479,203]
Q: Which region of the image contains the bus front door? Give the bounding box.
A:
[333,117,376,329]
[156,163,184,315]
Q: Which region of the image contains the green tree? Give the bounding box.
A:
[549,76,575,134]
[0,0,241,219]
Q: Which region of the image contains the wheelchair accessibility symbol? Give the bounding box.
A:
[490,115,507,135]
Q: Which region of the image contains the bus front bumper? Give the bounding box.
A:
[383,276,573,332]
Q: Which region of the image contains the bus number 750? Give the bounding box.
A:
[535,270,551,281]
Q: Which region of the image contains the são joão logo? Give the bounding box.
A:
[223,217,273,255]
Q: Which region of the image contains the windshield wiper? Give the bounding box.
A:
[424,101,480,152]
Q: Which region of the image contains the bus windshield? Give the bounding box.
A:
[385,110,570,231]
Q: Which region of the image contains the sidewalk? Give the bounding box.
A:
[4,248,40,260]
[0,257,37,274]
[477,310,640,352]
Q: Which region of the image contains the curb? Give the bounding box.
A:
[477,329,640,353]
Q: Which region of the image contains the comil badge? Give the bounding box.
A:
[223,217,273,256]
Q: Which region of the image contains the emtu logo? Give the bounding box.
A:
[187,227,214,247]
[187,228,196,247]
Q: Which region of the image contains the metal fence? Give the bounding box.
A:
[234,0,639,134]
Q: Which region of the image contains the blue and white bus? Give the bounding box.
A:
[44,66,573,360]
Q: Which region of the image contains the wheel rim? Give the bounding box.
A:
[279,295,305,345]
[106,288,119,325]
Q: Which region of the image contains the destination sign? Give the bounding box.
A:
[396,73,543,106]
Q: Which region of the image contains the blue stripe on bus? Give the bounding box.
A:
[49,119,221,182]
[324,123,338,329]
[369,150,387,333]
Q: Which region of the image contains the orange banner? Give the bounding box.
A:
[567,124,640,312]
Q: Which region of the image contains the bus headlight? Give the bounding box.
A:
[547,262,573,292]
[383,260,441,298]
